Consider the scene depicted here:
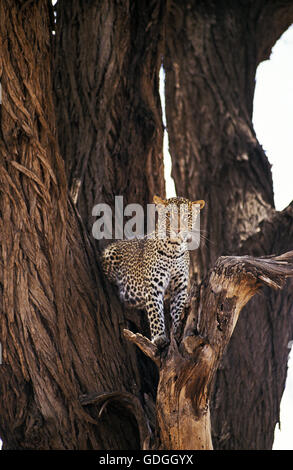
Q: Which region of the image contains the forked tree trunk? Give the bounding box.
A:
[0,0,293,451]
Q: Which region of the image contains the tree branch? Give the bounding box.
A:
[240,201,293,256]
[123,329,161,368]
[255,1,293,64]
[79,391,152,450]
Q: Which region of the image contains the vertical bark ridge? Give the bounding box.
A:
[54,0,166,232]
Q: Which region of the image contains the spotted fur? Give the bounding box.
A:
[102,196,205,345]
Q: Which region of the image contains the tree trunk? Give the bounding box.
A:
[0,0,157,449]
[164,0,293,449]
[54,0,166,230]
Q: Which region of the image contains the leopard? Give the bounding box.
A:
[102,195,205,346]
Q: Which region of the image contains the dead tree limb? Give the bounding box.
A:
[124,251,293,450]
[79,391,152,450]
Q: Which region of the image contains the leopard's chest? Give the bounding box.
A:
[116,239,188,306]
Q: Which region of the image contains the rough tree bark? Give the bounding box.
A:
[54,0,166,229]
[164,0,293,449]
[0,0,158,449]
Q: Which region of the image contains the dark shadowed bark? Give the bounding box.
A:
[164,0,293,449]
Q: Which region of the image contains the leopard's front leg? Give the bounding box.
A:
[169,273,188,332]
[145,292,166,346]
[145,272,169,346]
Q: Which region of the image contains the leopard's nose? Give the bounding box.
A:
[178,231,191,242]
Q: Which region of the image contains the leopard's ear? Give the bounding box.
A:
[153,195,167,205]
[192,200,205,209]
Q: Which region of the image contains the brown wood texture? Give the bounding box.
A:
[124,252,293,449]
[0,0,157,449]
[54,0,166,230]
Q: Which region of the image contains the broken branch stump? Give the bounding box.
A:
[124,251,293,450]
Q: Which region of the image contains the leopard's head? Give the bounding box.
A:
[153,195,205,243]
